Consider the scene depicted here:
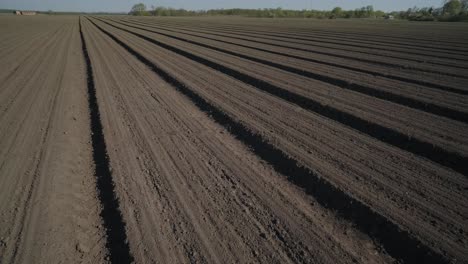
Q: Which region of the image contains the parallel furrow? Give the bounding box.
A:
[87,16,467,264]
[121,18,468,79]
[93,17,468,176]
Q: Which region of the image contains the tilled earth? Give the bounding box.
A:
[0,15,467,264]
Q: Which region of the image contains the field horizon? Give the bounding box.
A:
[0,15,467,264]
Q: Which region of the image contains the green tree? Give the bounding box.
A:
[130,3,147,15]
[443,0,462,15]
[331,7,343,18]
[365,5,374,17]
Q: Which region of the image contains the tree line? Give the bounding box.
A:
[129,4,383,18]
[391,0,468,21]
[130,0,468,21]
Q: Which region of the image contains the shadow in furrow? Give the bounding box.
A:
[87,16,450,264]
[79,16,134,264]
[128,18,468,71]
[117,19,468,90]
[93,17,468,177]
[106,18,468,118]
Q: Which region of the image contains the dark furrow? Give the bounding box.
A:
[261,27,468,48]
[208,25,468,54]
[254,28,468,53]
[152,19,468,50]
[92,17,468,176]
[115,19,468,94]
[128,18,468,71]
[87,16,450,264]
[79,17,134,264]
[175,23,468,56]
[103,18,468,122]
[266,26,468,47]
[122,18,468,78]
[136,19,468,61]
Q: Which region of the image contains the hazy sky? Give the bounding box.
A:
[0,0,444,13]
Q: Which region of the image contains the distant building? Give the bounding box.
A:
[14,10,37,15]
[21,11,37,15]
[385,15,394,20]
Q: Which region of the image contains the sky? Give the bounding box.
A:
[0,0,445,13]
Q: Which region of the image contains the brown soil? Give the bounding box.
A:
[1,15,467,264]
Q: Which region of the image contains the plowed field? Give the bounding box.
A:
[1,15,467,264]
